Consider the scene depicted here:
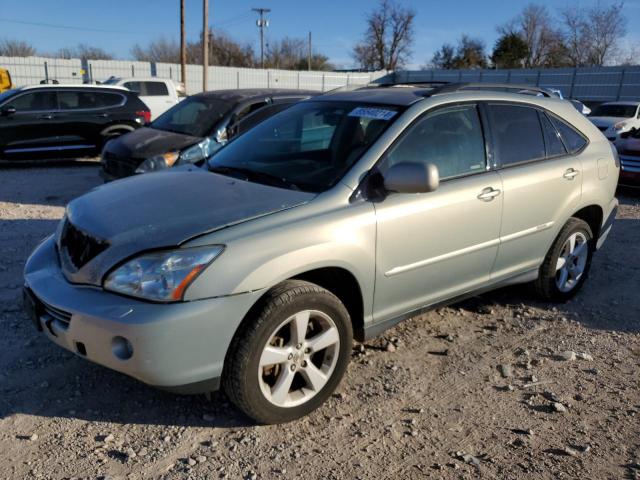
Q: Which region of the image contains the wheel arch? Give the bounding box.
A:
[571,204,603,240]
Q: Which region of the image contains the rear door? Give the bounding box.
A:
[55,90,128,150]
[0,90,58,156]
[488,103,584,281]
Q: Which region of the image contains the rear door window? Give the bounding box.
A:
[10,91,57,111]
[487,104,546,166]
[123,81,142,94]
[548,115,587,154]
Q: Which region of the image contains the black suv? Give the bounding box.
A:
[0,85,150,160]
[101,89,317,180]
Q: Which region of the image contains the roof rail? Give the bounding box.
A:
[428,82,554,98]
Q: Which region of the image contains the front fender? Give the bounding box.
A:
[183,200,377,322]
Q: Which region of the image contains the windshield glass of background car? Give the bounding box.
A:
[207,101,400,193]
[592,104,637,118]
[151,96,232,137]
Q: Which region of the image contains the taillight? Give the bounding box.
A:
[136,110,151,123]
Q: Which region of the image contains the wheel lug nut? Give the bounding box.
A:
[290,364,296,371]
[302,360,307,368]
[305,348,311,354]
[296,343,302,349]
[288,353,293,360]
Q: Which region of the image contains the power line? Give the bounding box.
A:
[0,17,154,35]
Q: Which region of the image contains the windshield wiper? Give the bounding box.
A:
[209,165,302,191]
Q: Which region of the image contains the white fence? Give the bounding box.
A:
[0,56,386,95]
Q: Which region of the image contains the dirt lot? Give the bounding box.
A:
[0,164,639,480]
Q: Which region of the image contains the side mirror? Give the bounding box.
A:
[1,106,16,116]
[383,162,439,194]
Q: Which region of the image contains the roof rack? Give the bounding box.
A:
[427,82,554,98]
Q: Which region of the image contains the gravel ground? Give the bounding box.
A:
[1,165,639,480]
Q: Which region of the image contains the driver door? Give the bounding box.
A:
[372,103,503,322]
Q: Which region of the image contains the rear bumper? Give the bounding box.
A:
[23,236,261,392]
[596,198,618,250]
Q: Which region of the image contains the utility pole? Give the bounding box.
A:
[202,0,209,91]
[307,31,312,71]
[180,0,186,86]
[252,7,271,68]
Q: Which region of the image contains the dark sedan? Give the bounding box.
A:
[101,88,317,180]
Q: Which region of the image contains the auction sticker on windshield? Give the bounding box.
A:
[348,107,397,121]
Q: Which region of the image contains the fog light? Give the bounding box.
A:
[112,336,134,360]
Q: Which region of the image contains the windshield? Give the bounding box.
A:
[0,89,19,104]
[151,95,233,137]
[207,101,400,193]
[101,76,121,85]
[592,104,638,118]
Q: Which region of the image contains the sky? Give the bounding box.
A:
[0,0,638,68]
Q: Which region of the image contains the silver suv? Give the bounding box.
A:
[23,84,619,424]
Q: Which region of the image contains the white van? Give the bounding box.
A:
[102,77,186,120]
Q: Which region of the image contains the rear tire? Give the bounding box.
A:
[223,280,353,424]
[535,218,593,302]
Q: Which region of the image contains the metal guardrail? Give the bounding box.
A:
[386,66,640,103]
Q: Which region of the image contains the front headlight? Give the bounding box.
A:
[135,152,179,174]
[178,138,221,165]
[104,246,224,301]
[613,121,628,131]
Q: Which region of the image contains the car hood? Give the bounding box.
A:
[589,116,628,128]
[58,167,315,286]
[106,127,203,160]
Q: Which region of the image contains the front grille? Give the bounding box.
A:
[59,219,109,270]
[620,154,640,173]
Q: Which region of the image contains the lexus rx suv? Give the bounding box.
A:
[24,83,618,424]
[0,85,150,160]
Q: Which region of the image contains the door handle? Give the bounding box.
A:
[38,114,53,120]
[95,113,109,118]
[477,187,501,202]
[563,168,579,180]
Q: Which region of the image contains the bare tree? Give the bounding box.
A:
[429,44,456,69]
[56,44,113,60]
[352,0,416,70]
[499,4,566,67]
[132,38,181,63]
[266,37,333,71]
[0,38,36,57]
[561,2,627,66]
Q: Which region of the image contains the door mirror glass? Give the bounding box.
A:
[383,162,439,194]
[1,106,16,116]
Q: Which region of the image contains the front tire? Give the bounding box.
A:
[223,280,353,424]
[535,218,593,302]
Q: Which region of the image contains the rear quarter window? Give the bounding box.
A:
[548,115,588,154]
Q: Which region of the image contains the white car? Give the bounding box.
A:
[102,77,186,120]
[588,101,640,141]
